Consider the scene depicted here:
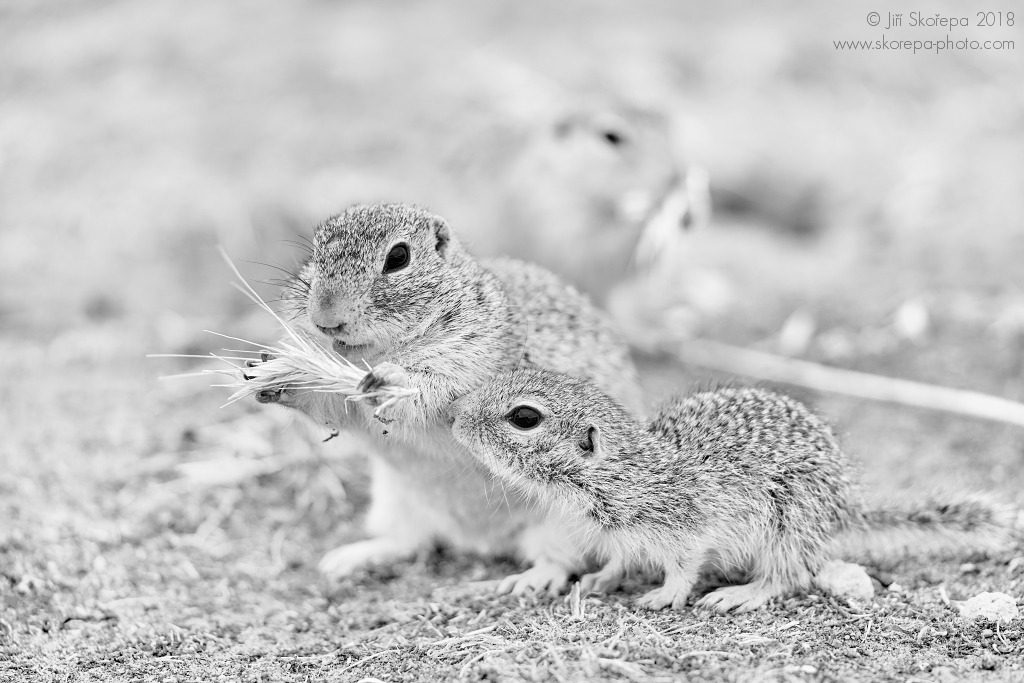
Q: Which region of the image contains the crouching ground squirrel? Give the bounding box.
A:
[253,203,645,594]
[449,369,1016,612]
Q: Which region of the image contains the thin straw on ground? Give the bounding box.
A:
[672,338,1024,429]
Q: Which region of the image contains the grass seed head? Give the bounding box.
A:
[159,248,419,412]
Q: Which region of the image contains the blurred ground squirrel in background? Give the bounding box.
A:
[450,370,1017,612]
[253,203,645,594]
[453,102,711,305]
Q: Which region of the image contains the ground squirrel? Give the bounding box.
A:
[255,203,645,594]
[449,369,1016,612]
[466,104,710,304]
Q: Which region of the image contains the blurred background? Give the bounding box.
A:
[1,0,1023,664]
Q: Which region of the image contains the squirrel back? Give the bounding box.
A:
[650,388,1017,565]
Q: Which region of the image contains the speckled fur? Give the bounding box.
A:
[449,370,1016,612]
[268,204,644,590]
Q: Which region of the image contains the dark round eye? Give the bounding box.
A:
[383,243,409,273]
[601,130,626,147]
[506,406,542,430]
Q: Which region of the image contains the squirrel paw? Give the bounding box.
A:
[245,353,298,406]
[357,361,410,398]
[696,582,778,613]
[497,562,570,598]
[579,567,624,595]
[357,362,413,422]
[318,538,415,580]
[635,584,691,611]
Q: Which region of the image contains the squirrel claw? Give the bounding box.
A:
[245,352,275,369]
[256,389,283,404]
[695,583,776,613]
[244,353,276,381]
[579,568,624,595]
[357,361,410,396]
[497,562,570,598]
[357,373,383,394]
[635,584,691,611]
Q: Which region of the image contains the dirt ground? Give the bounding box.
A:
[2,1,1023,681]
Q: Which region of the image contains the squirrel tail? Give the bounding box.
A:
[833,491,1018,565]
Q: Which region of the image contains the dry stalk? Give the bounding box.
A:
[673,338,1024,429]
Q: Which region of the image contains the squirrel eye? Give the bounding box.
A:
[506,406,542,430]
[383,243,410,273]
[601,129,626,147]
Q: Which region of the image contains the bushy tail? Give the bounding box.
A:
[833,491,1019,565]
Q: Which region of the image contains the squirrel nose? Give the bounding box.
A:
[309,291,352,336]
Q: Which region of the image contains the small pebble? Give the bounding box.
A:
[887,582,904,593]
[813,560,874,601]
[894,299,929,341]
[959,563,980,574]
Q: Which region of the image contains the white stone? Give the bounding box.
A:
[812,560,874,601]
[894,298,930,341]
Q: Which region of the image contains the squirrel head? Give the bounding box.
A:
[494,104,710,303]
[296,204,469,359]
[449,368,636,526]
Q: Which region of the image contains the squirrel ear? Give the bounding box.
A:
[578,423,604,459]
[430,216,451,259]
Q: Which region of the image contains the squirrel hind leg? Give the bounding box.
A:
[696,578,788,613]
[696,542,817,613]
